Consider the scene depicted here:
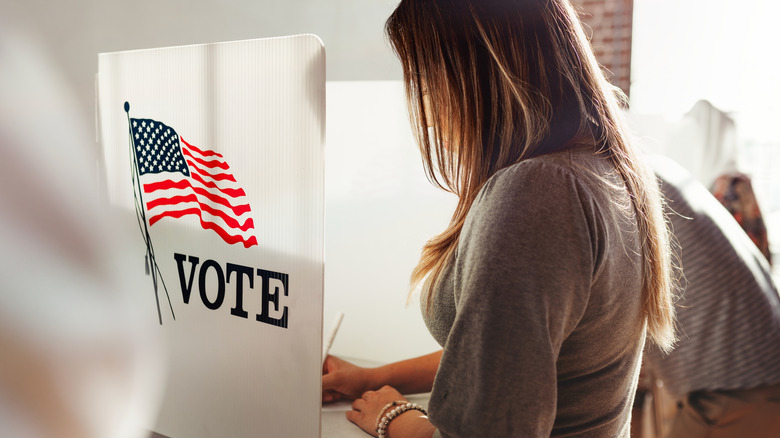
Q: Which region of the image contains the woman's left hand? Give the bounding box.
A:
[347,385,408,437]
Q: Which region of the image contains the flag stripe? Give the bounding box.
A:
[181,137,225,159]
[146,193,199,211]
[186,159,237,182]
[144,177,247,198]
[147,207,258,248]
[190,173,246,197]
[200,220,258,248]
[146,188,250,222]
[147,199,254,231]
[144,181,251,216]
[182,147,230,170]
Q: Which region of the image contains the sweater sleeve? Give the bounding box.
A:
[428,160,600,437]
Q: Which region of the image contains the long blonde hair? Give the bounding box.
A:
[386,0,676,352]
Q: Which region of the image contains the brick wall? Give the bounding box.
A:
[572,0,634,99]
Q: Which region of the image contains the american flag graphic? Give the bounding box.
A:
[130,117,258,248]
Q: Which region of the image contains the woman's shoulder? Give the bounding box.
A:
[465,149,615,234]
[481,146,613,203]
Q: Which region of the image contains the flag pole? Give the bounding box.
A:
[125,102,163,324]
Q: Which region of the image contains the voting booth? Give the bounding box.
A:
[97,35,325,438]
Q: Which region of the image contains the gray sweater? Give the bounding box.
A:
[424,147,646,437]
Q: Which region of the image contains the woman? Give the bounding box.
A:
[322,0,676,436]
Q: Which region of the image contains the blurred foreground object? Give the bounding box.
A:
[0,26,164,438]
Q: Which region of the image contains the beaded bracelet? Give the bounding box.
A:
[374,400,405,433]
[376,402,428,438]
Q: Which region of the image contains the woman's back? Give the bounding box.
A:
[425,147,645,437]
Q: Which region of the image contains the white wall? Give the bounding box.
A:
[324,81,454,363]
[631,0,780,121]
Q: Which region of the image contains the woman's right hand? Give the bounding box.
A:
[322,355,375,403]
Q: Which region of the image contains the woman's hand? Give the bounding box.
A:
[325,357,437,438]
[322,355,375,403]
[348,386,407,437]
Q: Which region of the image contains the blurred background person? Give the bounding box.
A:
[0,22,165,438]
[637,155,780,437]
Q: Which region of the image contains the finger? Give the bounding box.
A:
[351,398,365,412]
[361,390,373,400]
[322,390,340,403]
[345,409,359,424]
[323,355,343,374]
[321,370,341,392]
[322,355,335,374]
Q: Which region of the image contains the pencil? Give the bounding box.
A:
[322,312,344,363]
